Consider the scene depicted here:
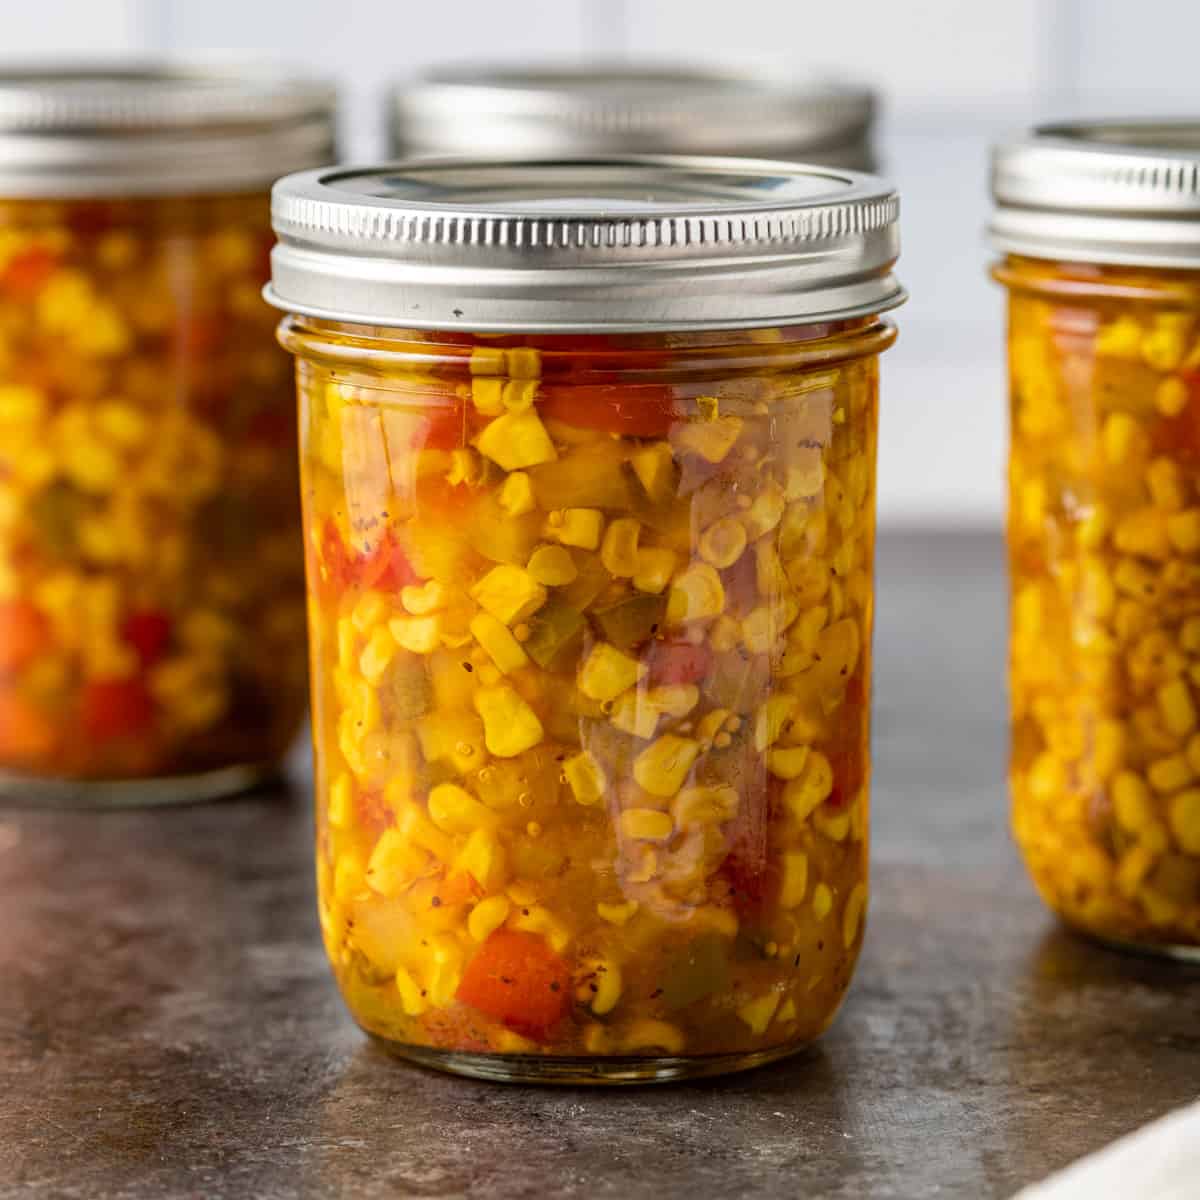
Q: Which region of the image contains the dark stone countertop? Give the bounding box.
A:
[3,530,1199,1200]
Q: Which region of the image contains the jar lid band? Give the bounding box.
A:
[0,62,337,195]
[267,155,904,332]
[991,121,1200,268]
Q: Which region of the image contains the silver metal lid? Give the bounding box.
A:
[389,63,876,171]
[0,62,337,196]
[267,155,903,333]
[991,121,1200,268]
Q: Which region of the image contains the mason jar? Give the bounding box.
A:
[270,156,904,1082]
[0,65,335,804]
[389,64,876,170]
[992,122,1200,956]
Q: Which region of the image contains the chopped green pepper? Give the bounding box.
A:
[529,441,634,510]
[591,592,666,650]
[660,934,731,1011]
[523,598,585,671]
[381,651,430,720]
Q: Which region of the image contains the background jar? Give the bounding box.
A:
[0,66,336,804]
[270,156,904,1081]
[992,123,1200,956]
[389,64,877,170]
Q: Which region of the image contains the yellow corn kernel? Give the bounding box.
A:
[619,808,675,841]
[1167,509,1200,555]
[738,991,781,1036]
[1116,844,1158,899]
[1096,314,1143,357]
[742,480,787,539]
[666,563,725,624]
[401,580,448,615]
[578,957,623,1016]
[499,470,536,516]
[812,882,834,921]
[564,751,607,806]
[1112,770,1157,835]
[777,998,798,1025]
[1114,507,1171,562]
[755,694,799,752]
[474,683,544,757]
[446,448,481,487]
[469,346,506,376]
[546,507,604,550]
[1020,478,1046,529]
[698,517,747,568]
[1187,732,1200,776]
[630,441,676,502]
[673,415,743,463]
[526,544,577,586]
[456,827,509,893]
[416,710,485,775]
[784,751,834,822]
[622,1019,685,1054]
[1080,559,1116,621]
[633,734,701,797]
[815,809,851,843]
[502,380,538,413]
[395,801,455,863]
[427,936,465,1007]
[1077,503,1111,550]
[471,377,505,415]
[469,611,529,674]
[842,881,867,948]
[779,851,809,908]
[1156,375,1190,417]
[1148,753,1194,794]
[672,784,738,829]
[470,564,547,625]
[633,546,677,594]
[579,642,647,702]
[328,772,354,829]
[600,517,641,578]
[1103,412,1147,467]
[1158,678,1198,738]
[389,614,442,654]
[786,557,831,606]
[505,347,541,379]
[428,782,498,836]
[1091,718,1126,783]
[1142,315,1191,371]
[508,905,571,953]
[1168,789,1200,853]
[358,625,397,686]
[351,590,390,634]
[610,691,659,739]
[334,852,367,903]
[1147,458,1187,512]
[394,966,428,1017]
[476,407,557,470]
[597,899,639,925]
[365,828,428,897]
[767,745,811,780]
[468,894,511,942]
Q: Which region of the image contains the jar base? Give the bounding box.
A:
[368,1035,813,1085]
[0,761,279,809]
[1073,923,1200,965]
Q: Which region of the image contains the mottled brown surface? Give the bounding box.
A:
[2,531,1198,1199]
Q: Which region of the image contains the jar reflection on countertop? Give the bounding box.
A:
[269,155,904,1082]
[0,65,336,804]
[991,122,1200,956]
[388,63,878,171]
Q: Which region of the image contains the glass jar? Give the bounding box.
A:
[0,66,335,804]
[389,64,876,170]
[992,122,1200,956]
[270,157,904,1081]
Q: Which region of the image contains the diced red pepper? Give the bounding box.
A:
[644,638,712,687]
[318,519,355,593]
[456,930,571,1041]
[1,247,58,296]
[538,384,681,438]
[388,404,466,452]
[358,529,419,592]
[120,610,172,668]
[355,788,393,836]
[1153,371,1200,462]
[0,600,50,674]
[82,678,155,741]
[433,871,483,908]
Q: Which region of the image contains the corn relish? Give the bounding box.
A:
[271,156,903,1079]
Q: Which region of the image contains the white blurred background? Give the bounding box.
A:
[8,0,1200,526]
